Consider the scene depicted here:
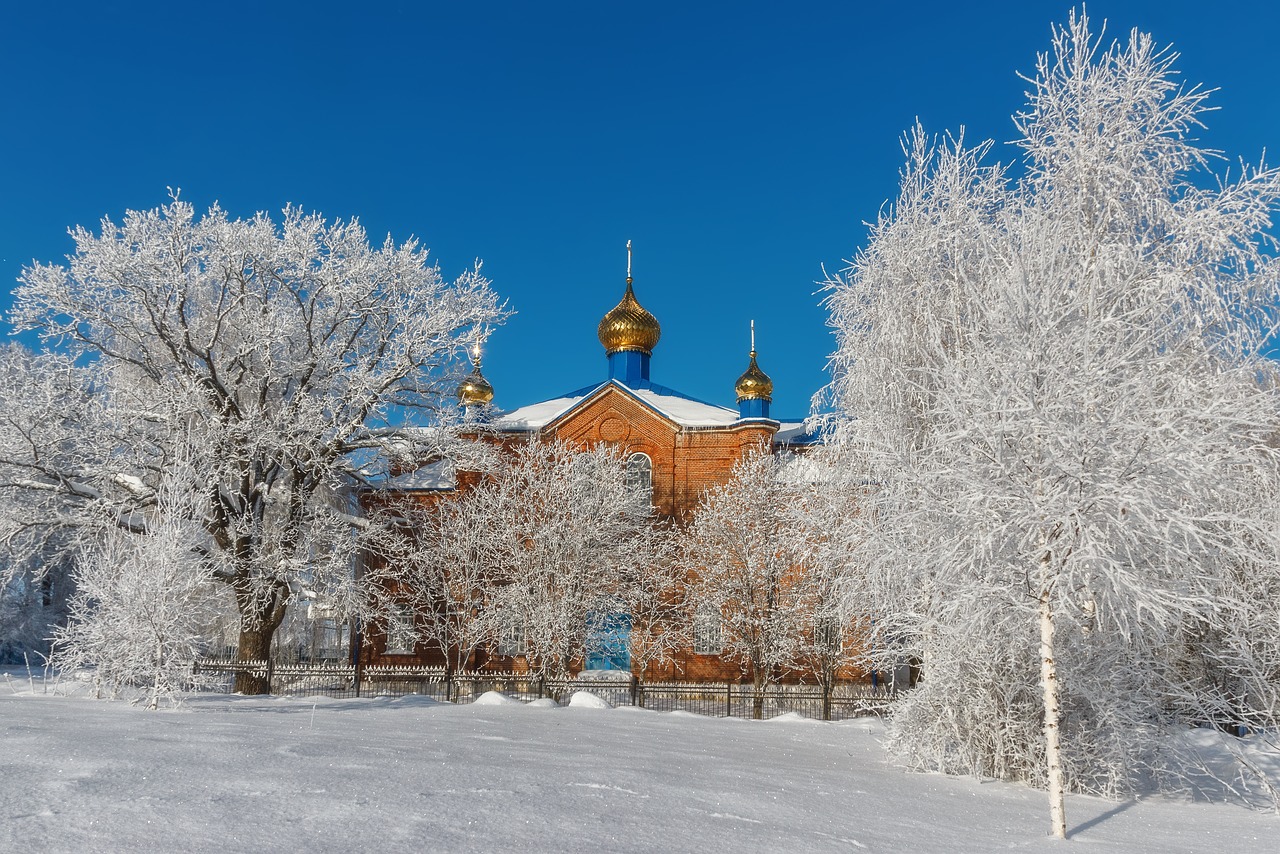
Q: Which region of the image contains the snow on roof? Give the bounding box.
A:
[385,458,456,491]
[493,381,741,431]
[493,393,591,430]
[626,386,739,427]
[773,421,823,447]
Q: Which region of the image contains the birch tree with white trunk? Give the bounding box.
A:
[4,197,506,693]
[820,11,1280,835]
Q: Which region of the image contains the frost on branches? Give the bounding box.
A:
[53,458,224,709]
[0,346,105,663]
[678,451,829,718]
[369,440,673,683]
[3,198,505,694]
[820,12,1280,834]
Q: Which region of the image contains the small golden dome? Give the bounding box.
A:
[456,353,494,406]
[735,350,773,402]
[598,279,661,356]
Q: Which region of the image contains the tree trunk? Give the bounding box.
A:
[148,636,163,711]
[234,622,275,695]
[1040,590,1067,840]
[231,576,289,695]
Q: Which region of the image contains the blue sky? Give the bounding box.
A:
[3,2,1278,419]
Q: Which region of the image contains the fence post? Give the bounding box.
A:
[726,683,732,718]
[538,675,544,700]
[822,681,831,722]
[354,653,364,698]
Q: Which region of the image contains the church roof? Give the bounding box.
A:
[493,379,741,431]
[772,421,822,447]
[490,380,821,449]
[464,243,822,446]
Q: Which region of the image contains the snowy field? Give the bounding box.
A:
[2,675,1277,853]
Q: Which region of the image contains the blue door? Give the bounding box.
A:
[585,611,632,671]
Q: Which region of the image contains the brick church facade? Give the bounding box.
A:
[362,248,842,682]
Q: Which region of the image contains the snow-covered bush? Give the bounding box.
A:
[52,460,225,709]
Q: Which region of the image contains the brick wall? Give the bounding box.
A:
[363,388,870,684]
[546,385,775,520]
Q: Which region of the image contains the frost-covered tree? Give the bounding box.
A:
[821,12,1280,835]
[784,462,864,696]
[0,549,72,666]
[0,484,73,665]
[487,440,670,681]
[52,457,223,709]
[0,345,104,660]
[397,440,668,682]
[679,451,815,718]
[370,468,505,673]
[4,198,505,693]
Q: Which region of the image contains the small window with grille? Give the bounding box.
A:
[384,605,417,655]
[496,615,528,657]
[693,608,722,655]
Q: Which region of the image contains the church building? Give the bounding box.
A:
[365,244,824,680]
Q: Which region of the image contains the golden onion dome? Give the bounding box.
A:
[456,353,494,406]
[735,350,773,402]
[598,278,661,356]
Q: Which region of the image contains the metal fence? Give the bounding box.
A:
[637,681,893,721]
[189,658,893,720]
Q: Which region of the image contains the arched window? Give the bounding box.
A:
[625,452,653,502]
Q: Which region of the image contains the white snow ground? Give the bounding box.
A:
[2,675,1277,853]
